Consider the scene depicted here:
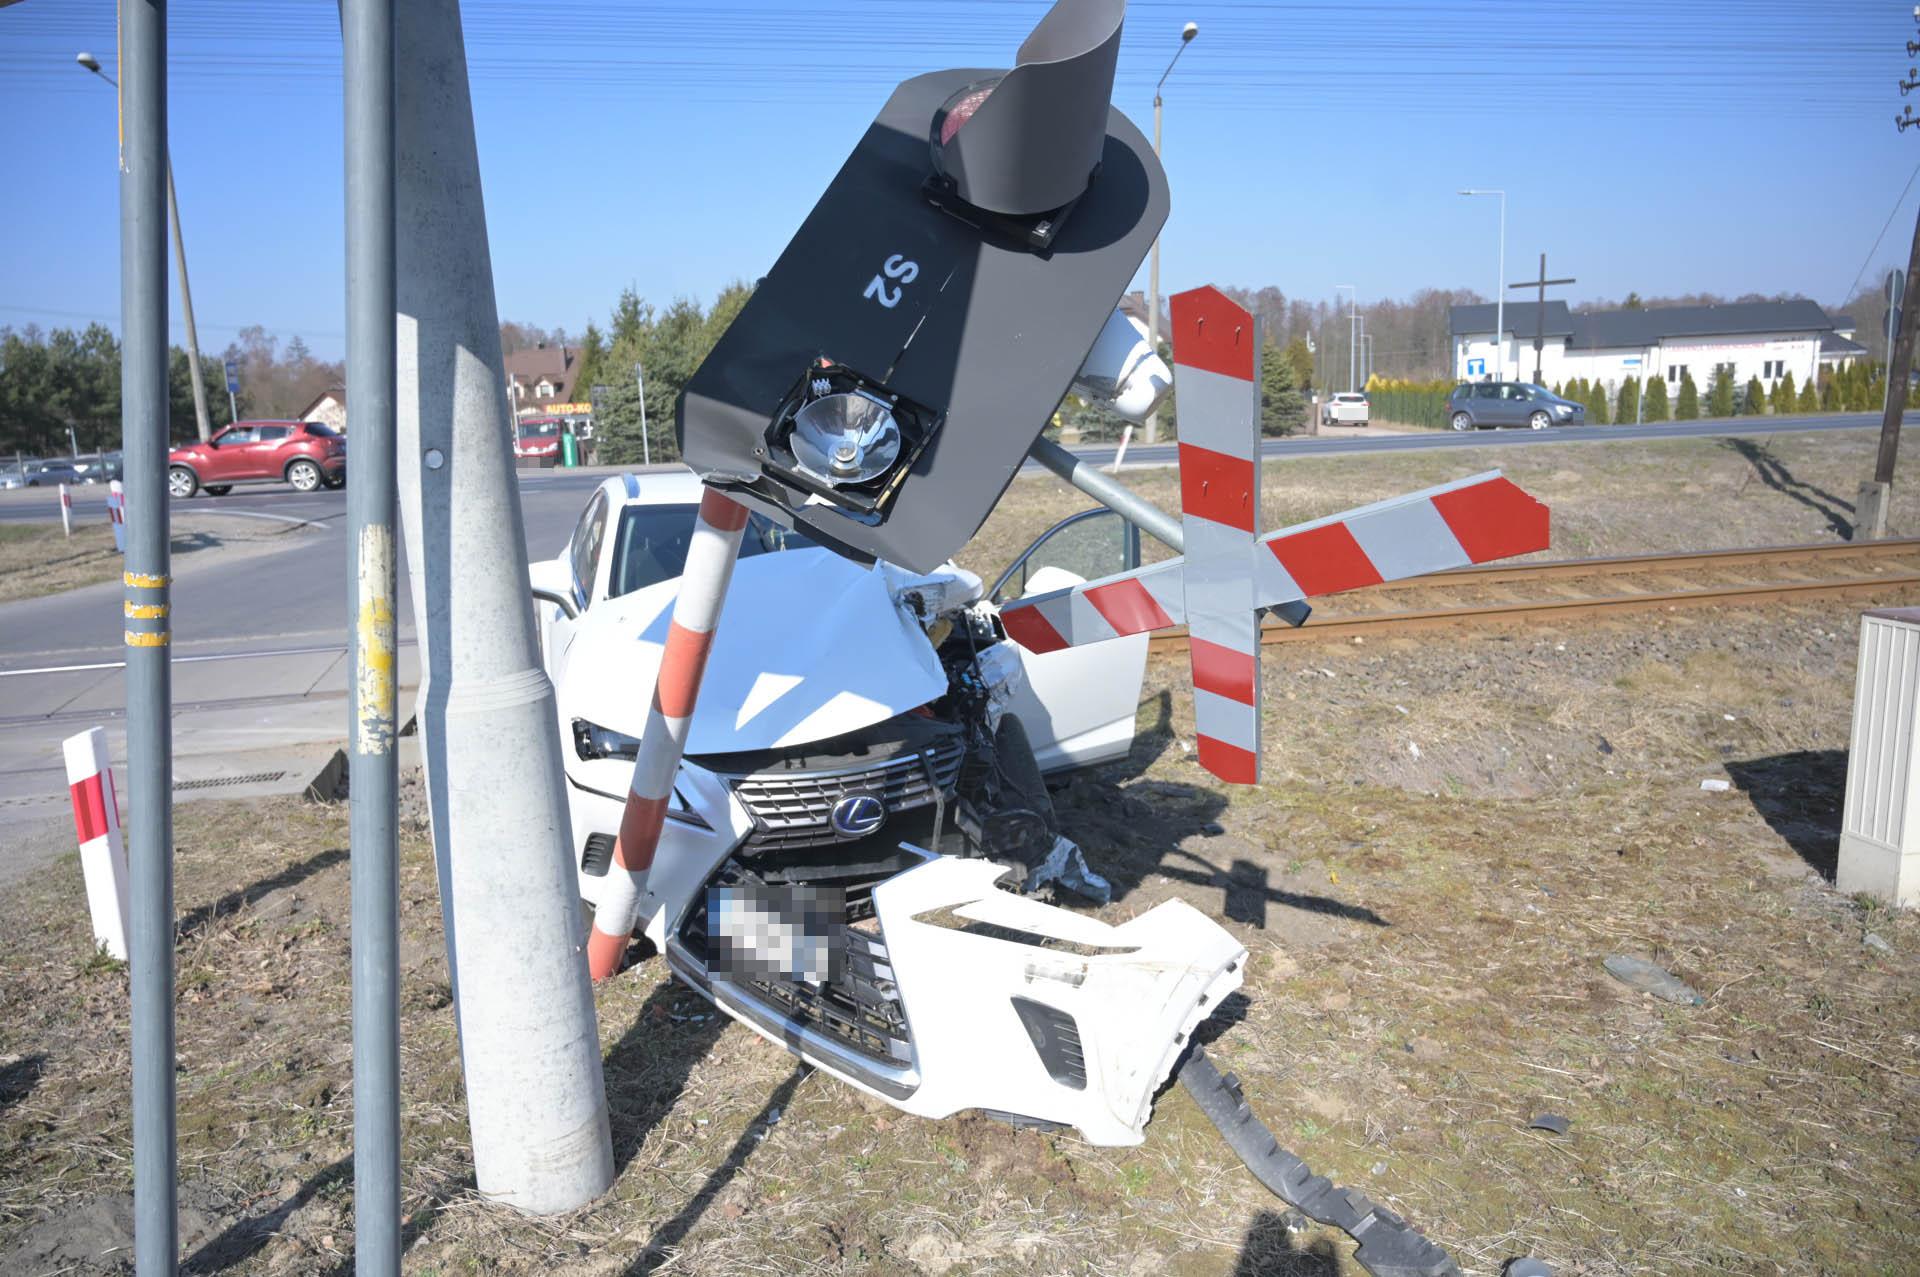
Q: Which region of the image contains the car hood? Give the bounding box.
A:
[558,548,956,755]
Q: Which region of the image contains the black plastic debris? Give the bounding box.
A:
[1528,1113,1572,1136]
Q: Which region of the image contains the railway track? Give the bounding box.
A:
[1145,538,1920,651]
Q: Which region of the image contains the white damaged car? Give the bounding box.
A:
[528,470,1247,1144]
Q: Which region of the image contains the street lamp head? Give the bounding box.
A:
[1182,22,1199,41]
[76,51,102,73]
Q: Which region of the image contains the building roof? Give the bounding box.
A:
[297,387,345,418]
[1450,301,1573,339]
[1450,299,1840,351]
[504,344,580,405]
[1821,331,1868,359]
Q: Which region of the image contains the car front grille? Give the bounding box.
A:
[725,736,965,852]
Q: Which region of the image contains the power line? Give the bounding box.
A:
[1839,156,1920,307]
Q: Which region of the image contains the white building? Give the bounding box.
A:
[1448,300,1861,396]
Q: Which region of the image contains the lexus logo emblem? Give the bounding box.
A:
[830,793,887,837]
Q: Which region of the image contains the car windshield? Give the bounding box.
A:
[519,421,560,439]
[606,503,817,599]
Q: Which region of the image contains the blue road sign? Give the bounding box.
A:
[223,360,240,395]
[1466,357,1486,378]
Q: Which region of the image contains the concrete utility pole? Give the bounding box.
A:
[1509,252,1575,386]
[1863,26,1920,540]
[1862,215,1920,539]
[392,0,614,1213]
[116,2,178,1271]
[1460,189,1507,383]
[343,0,402,1269]
[1142,19,1197,447]
[78,51,212,443]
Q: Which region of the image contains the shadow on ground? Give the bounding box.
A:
[1052,691,1389,929]
[175,845,349,939]
[620,1067,808,1275]
[1720,438,1856,539]
[604,977,729,1176]
[1725,748,1845,879]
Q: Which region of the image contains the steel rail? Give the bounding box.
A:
[1142,539,1920,650]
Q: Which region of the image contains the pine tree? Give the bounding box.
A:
[1740,375,1766,415]
[1551,381,1563,397]
[1676,371,1700,419]
[1707,366,1735,418]
[1644,375,1670,422]
[1615,375,1639,424]
[1820,370,1838,409]
[1586,378,1611,425]
[1259,338,1305,435]
[1771,371,1796,415]
[1797,376,1818,413]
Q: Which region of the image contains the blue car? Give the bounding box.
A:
[1448,381,1585,431]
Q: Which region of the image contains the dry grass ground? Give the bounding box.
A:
[0,517,309,604]
[958,430,1905,586]
[3,590,1918,1276]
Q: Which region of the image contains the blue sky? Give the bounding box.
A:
[2,0,1912,360]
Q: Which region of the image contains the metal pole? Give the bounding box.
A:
[1144,91,1163,447]
[1030,435,1183,552]
[226,388,238,428]
[1494,192,1507,383]
[393,0,613,1213]
[165,164,212,442]
[119,2,177,1271]
[635,361,650,467]
[343,0,400,1269]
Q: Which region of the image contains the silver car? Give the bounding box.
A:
[1447,381,1584,431]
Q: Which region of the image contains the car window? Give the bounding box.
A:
[606,504,816,600]
[1473,384,1499,400]
[570,491,609,604]
[304,422,340,438]
[219,427,257,445]
[255,425,291,442]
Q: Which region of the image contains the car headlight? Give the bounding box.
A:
[1557,404,1575,415]
[574,719,640,760]
[570,719,706,823]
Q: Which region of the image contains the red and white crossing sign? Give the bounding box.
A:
[62,727,130,960]
[999,286,1551,786]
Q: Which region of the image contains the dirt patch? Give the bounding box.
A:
[0,516,312,604]
[3,597,1919,1275]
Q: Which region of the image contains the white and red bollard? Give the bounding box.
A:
[107,480,126,553]
[62,727,130,960]
[59,483,72,538]
[586,487,750,981]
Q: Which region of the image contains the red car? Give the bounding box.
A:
[167,420,346,497]
[514,416,563,467]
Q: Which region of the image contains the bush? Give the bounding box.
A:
[1615,376,1639,424]
[1585,378,1611,425]
[1741,375,1767,415]
[1643,376,1670,422]
[1676,371,1700,419]
[1366,377,1457,429]
[1707,367,1735,418]
[1771,372,1796,414]
[1798,377,1819,413]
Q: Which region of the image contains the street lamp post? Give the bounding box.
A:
[1459,188,1507,384]
[1335,283,1356,393]
[1142,20,1198,447]
[79,52,213,443]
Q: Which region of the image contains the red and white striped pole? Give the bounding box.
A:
[59,483,72,538]
[107,480,127,554]
[587,486,750,981]
[1169,287,1264,784]
[62,727,130,960]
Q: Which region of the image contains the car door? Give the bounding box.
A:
[534,488,610,680]
[204,425,253,479]
[1470,383,1501,426]
[246,424,292,479]
[989,508,1152,772]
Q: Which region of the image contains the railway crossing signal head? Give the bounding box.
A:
[675,0,1168,573]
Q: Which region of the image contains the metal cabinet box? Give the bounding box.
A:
[1840,607,1920,906]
